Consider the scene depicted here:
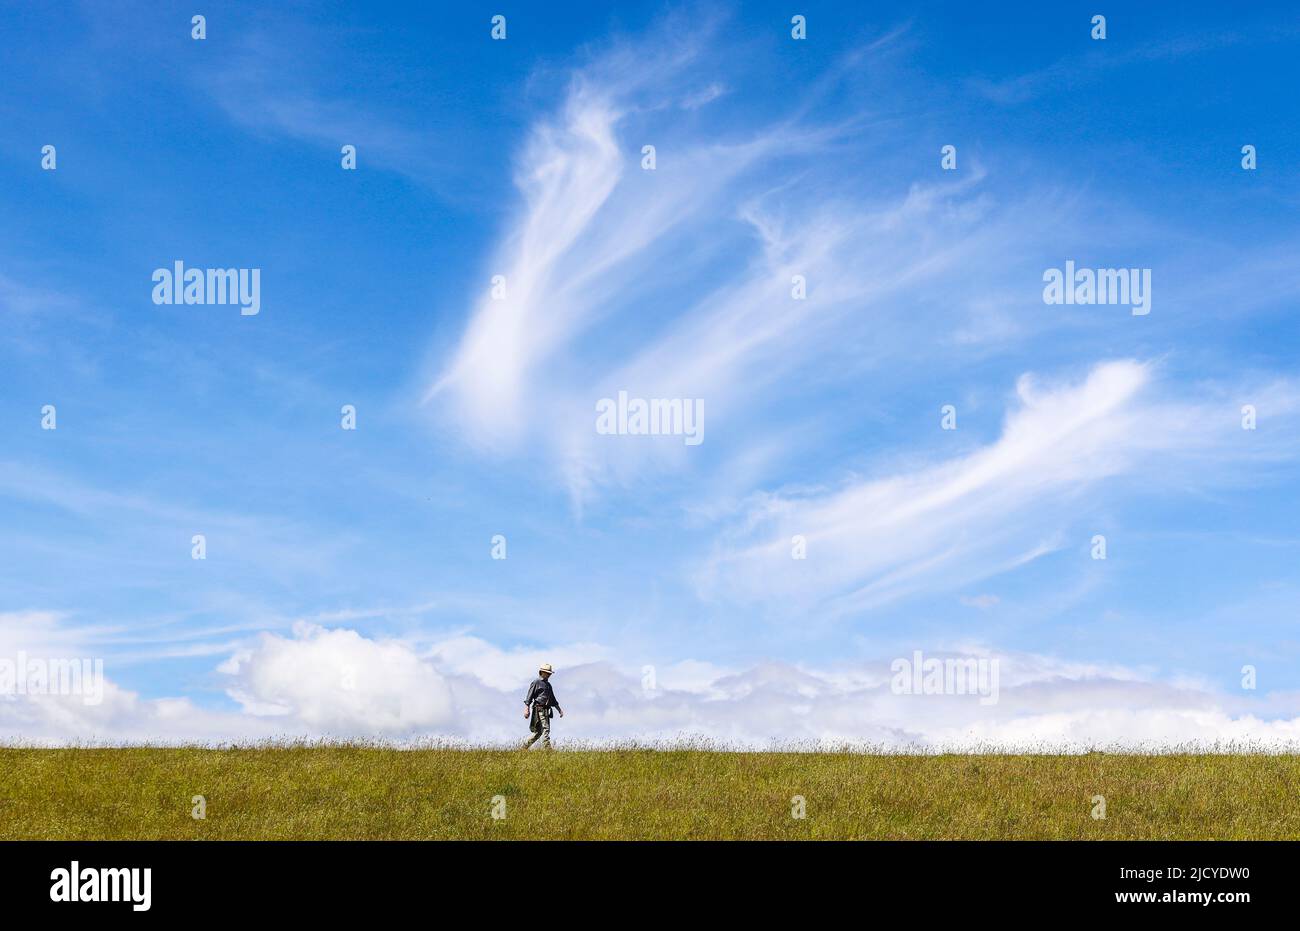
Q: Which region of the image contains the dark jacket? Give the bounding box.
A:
[524,677,562,715]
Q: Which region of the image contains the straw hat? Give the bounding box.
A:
[538,663,554,675]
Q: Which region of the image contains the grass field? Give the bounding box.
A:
[1,746,1295,840]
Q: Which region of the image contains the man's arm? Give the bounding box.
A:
[551,689,563,717]
[523,680,537,717]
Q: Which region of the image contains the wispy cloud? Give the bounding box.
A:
[967,24,1294,106]
[424,23,1048,510]
[698,360,1299,614]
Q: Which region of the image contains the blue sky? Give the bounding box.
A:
[2,1,1299,746]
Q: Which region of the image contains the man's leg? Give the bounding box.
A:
[540,712,552,749]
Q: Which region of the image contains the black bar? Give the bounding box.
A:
[0,840,1283,916]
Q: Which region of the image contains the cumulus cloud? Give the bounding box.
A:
[219,622,455,733]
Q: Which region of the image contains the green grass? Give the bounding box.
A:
[1,746,1295,839]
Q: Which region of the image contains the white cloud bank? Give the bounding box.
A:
[5,618,1300,751]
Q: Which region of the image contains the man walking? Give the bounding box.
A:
[522,663,564,749]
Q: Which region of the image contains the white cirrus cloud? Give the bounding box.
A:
[423,23,1021,509]
[696,360,1300,615]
